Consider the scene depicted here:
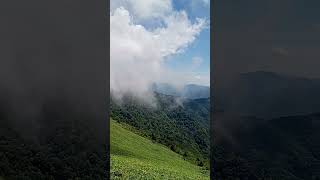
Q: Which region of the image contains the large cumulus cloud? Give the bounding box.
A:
[110,1,207,104]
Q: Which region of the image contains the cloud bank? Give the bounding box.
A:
[110,0,207,103]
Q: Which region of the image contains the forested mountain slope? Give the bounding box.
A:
[110,92,210,167]
[213,112,320,179]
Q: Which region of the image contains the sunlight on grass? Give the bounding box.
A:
[110,119,209,179]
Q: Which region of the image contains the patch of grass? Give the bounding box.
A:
[110,119,209,179]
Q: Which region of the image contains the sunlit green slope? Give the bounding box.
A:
[110,119,209,180]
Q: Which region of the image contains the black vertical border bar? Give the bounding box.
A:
[106,0,110,179]
[210,0,217,179]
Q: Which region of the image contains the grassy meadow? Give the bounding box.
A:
[110,119,209,179]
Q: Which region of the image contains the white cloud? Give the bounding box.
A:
[202,0,210,5]
[195,75,201,79]
[192,56,203,68]
[159,70,210,87]
[110,0,172,22]
[110,2,207,104]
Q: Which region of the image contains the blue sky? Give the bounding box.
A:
[122,0,210,85]
[165,0,210,85]
[165,27,210,75]
[110,0,210,101]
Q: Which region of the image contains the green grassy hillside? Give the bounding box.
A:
[110,93,210,166]
[110,119,209,180]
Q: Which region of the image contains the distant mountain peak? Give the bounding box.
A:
[152,83,210,100]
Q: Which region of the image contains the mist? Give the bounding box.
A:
[0,0,107,141]
[212,0,320,178]
[110,0,207,105]
[0,0,108,178]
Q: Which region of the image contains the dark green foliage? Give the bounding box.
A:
[213,113,320,180]
[110,93,210,167]
[0,108,107,179]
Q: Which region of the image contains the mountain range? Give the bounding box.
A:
[152,83,210,100]
[213,71,320,179]
[110,92,210,166]
[216,71,320,119]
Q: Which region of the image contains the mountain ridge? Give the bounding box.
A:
[152,83,210,100]
[110,91,210,167]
